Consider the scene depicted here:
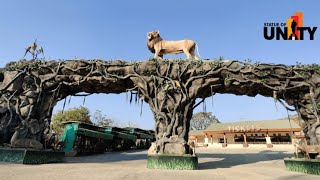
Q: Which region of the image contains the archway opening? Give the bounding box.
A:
[53,93,154,130]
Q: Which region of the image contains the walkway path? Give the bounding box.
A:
[0,146,318,180]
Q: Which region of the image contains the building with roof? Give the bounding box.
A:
[188,117,304,147]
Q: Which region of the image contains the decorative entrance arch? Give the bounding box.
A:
[0,59,319,154]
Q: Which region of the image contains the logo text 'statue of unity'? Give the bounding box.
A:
[264,12,317,40]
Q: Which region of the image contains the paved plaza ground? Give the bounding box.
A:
[0,145,319,180]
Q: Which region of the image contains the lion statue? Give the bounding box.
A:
[147,31,201,60]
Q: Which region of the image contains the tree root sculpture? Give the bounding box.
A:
[0,58,319,154]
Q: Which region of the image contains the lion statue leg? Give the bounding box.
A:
[154,49,163,59]
[183,48,193,60]
[190,47,199,60]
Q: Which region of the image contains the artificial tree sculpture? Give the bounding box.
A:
[0,58,319,154]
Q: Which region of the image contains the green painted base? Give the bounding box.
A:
[0,148,65,164]
[284,158,320,175]
[147,154,198,170]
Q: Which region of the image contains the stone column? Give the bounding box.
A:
[266,131,273,148]
[291,131,295,144]
[266,137,273,148]
[204,134,208,145]
[243,133,248,147]
[222,133,227,147]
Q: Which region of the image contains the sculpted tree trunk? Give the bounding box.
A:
[149,83,197,154]
[0,65,60,148]
[128,61,197,154]
[148,93,195,154]
[296,89,320,145]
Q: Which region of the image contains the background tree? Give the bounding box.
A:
[50,106,92,133]
[124,120,138,128]
[190,112,220,130]
[92,110,114,127]
[114,120,138,128]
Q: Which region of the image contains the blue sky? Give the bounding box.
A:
[1,1,319,129]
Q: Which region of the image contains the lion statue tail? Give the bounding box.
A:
[195,43,201,59]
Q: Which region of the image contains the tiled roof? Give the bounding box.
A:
[189,130,205,136]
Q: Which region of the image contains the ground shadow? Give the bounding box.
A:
[64,149,294,170]
[65,149,147,163]
[198,150,293,170]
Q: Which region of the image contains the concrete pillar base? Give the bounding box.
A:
[266,144,273,148]
[222,143,227,147]
[243,143,249,148]
[204,137,208,144]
